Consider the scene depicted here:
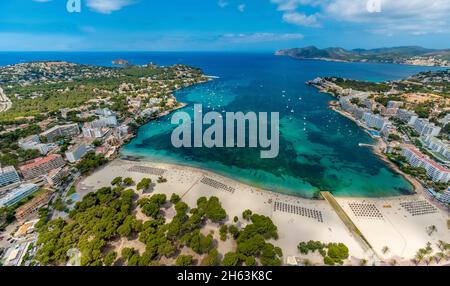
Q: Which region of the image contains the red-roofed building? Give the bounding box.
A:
[402,145,450,183]
[19,154,65,180]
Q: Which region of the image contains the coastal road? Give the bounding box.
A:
[0,86,12,113]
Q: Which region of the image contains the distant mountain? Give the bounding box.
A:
[275,46,450,67]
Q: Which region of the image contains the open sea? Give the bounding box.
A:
[0,52,444,198]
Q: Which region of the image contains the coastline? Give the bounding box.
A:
[330,104,421,192]
[277,55,450,68]
[325,98,422,197]
[120,153,417,201]
[121,82,421,201]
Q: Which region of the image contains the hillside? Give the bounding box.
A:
[276,46,450,67]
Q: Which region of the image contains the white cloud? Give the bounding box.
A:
[323,0,450,35]
[222,32,303,43]
[86,0,135,14]
[218,0,229,8]
[283,12,321,27]
[271,0,318,11]
[238,4,246,12]
[271,0,450,34]
[271,0,321,28]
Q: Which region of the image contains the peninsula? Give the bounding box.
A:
[276,46,450,67]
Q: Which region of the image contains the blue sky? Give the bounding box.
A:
[0,0,449,51]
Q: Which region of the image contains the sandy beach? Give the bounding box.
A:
[77,159,450,265]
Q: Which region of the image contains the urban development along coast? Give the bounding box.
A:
[0,58,449,267]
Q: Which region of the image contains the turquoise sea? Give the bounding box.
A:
[0,52,444,198]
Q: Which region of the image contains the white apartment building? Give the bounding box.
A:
[362,112,389,130]
[381,124,397,138]
[438,114,450,127]
[339,99,367,120]
[0,183,39,208]
[363,99,375,110]
[0,165,21,195]
[402,145,450,183]
[65,143,88,163]
[82,125,111,139]
[91,115,118,129]
[422,136,450,161]
[18,135,53,155]
[40,123,80,142]
[387,101,404,109]
[381,107,398,117]
[413,119,441,137]
[95,108,115,117]
[396,109,418,125]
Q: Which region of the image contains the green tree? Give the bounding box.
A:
[228,225,239,239]
[242,209,253,221]
[219,225,228,241]
[197,196,227,222]
[201,248,220,266]
[123,177,135,186]
[158,241,176,258]
[245,256,257,266]
[170,193,181,204]
[111,177,123,186]
[222,252,239,266]
[260,243,282,266]
[103,251,117,266]
[93,140,102,147]
[326,243,349,265]
[136,178,151,191]
[176,255,194,266]
[121,248,136,261]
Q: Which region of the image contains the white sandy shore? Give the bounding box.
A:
[77,159,449,265]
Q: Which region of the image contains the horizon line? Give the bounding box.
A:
[0,45,449,53]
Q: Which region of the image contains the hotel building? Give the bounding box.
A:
[396,109,418,125]
[65,143,88,163]
[82,124,111,139]
[18,135,53,155]
[339,98,367,120]
[95,108,115,117]
[362,112,389,130]
[387,101,404,109]
[91,115,118,129]
[0,183,39,208]
[413,119,441,137]
[46,167,70,187]
[19,154,66,180]
[422,136,450,161]
[0,165,21,195]
[381,107,399,117]
[402,145,450,183]
[40,123,80,142]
